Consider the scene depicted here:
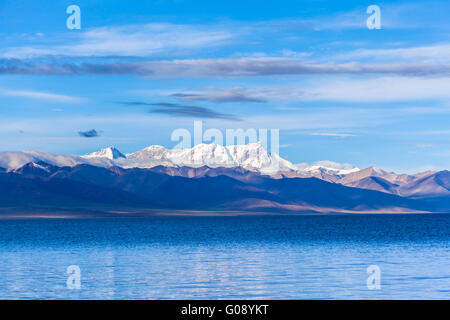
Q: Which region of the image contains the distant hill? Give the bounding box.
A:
[338,166,450,197]
[0,162,432,215]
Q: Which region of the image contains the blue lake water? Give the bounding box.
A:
[0,214,449,299]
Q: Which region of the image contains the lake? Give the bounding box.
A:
[0,214,449,299]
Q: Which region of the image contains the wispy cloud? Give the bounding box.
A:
[0,14,379,60]
[2,23,233,59]
[296,160,358,170]
[119,101,241,121]
[299,77,450,102]
[118,101,155,106]
[119,100,244,118]
[172,87,266,103]
[163,76,450,104]
[407,129,450,136]
[2,57,449,77]
[4,3,440,61]
[310,133,356,138]
[338,44,450,64]
[149,102,241,121]
[0,89,84,103]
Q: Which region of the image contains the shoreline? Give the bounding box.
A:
[0,207,442,219]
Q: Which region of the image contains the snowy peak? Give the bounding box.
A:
[11,161,61,178]
[27,161,52,173]
[175,143,235,167]
[83,147,126,160]
[0,151,90,170]
[0,144,359,179]
[81,143,358,176]
[122,142,296,174]
[296,160,360,177]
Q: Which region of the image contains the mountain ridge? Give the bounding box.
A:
[0,143,448,199]
[0,143,359,177]
[0,161,432,214]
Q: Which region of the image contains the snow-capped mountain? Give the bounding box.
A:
[1,143,449,199]
[296,160,360,176]
[0,151,111,170]
[81,143,354,176]
[117,142,298,174]
[0,143,359,177]
[84,147,126,160]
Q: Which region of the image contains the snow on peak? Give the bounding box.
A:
[83,147,126,160]
[296,160,360,176]
[0,143,359,178]
[80,143,359,176]
[121,142,296,173]
[29,162,51,173]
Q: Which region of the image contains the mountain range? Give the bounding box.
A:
[0,143,448,216]
[0,143,359,175]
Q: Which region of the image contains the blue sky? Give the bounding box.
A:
[1,0,449,173]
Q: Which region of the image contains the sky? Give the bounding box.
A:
[1,0,449,173]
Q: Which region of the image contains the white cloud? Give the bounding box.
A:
[339,44,450,64]
[0,12,378,60]
[302,77,450,102]
[296,160,358,171]
[310,133,356,138]
[0,89,85,103]
[2,23,234,59]
[167,76,450,104]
